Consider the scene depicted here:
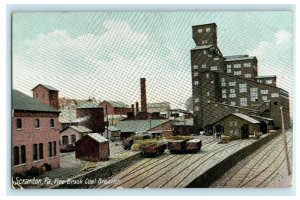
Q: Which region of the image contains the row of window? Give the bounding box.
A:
[13,142,57,166]
[257,79,273,84]
[227,63,251,69]
[197,27,211,33]
[193,64,219,71]
[62,134,77,145]
[16,118,55,129]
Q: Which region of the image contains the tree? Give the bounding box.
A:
[185,96,193,112]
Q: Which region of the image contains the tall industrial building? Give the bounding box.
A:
[191,23,290,134]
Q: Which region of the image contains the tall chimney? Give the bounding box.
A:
[131,104,134,113]
[135,101,139,114]
[140,78,147,112]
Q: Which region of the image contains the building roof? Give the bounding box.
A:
[192,23,217,27]
[69,126,92,133]
[249,115,274,121]
[105,101,130,108]
[224,55,256,62]
[106,126,121,132]
[255,75,276,79]
[116,119,170,133]
[191,45,213,51]
[32,84,59,91]
[13,90,60,113]
[231,113,260,124]
[86,133,108,143]
[77,101,100,109]
[147,102,170,108]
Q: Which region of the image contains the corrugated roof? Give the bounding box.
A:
[231,113,260,124]
[69,126,92,133]
[78,101,100,109]
[116,119,170,133]
[224,55,256,62]
[106,126,121,132]
[249,115,274,121]
[87,133,108,143]
[147,102,170,108]
[106,101,130,108]
[13,90,60,113]
[191,45,213,51]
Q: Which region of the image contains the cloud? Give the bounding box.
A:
[275,30,292,44]
[13,20,191,108]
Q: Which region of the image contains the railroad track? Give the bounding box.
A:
[211,131,292,188]
[95,137,251,188]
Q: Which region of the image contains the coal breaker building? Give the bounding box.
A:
[191,23,290,137]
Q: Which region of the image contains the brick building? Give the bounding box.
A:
[191,23,290,133]
[59,125,92,149]
[99,100,131,116]
[12,90,60,175]
[32,84,60,109]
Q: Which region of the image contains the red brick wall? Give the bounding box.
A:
[150,120,173,137]
[99,101,131,115]
[59,128,85,148]
[12,111,60,175]
[76,108,104,133]
[114,107,132,115]
[32,85,59,109]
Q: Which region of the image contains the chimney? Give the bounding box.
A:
[135,101,139,114]
[131,104,135,113]
[140,78,147,112]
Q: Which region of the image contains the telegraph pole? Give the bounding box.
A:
[280,106,291,175]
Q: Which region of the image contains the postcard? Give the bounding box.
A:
[11,11,294,189]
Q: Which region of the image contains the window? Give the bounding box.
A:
[262,96,268,101]
[214,57,219,61]
[203,50,206,55]
[261,90,268,94]
[229,81,236,86]
[211,80,214,84]
[266,80,273,84]
[197,28,202,33]
[194,72,198,77]
[34,119,40,129]
[207,92,210,96]
[240,98,248,106]
[239,83,247,93]
[71,135,76,143]
[21,145,26,164]
[193,65,198,70]
[208,54,212,57]
[244,63,251,67]
[271,93,279,98]
[274,101,278,106]
[230,101,236,106]
[62,136,69,145]
[250,88,258,102]
[222,94,227,98]
[16,118,22,129]
[13,146,19,166]
[257,79,263,83]
[227,64,231,69]
[234,70,242,75]
[194,98,199,103]
[206,73,209,79]
[195,106,200,111]
[229,93,236,98]
[194,81,199,85]
[233,64,241,68]
[227,69,232,73]
[53,141,57,157]
[222,89,227,94]
[221,78,225,82]
[201,64,206,69]
[244,74,252,78]
[206,27,211,32]
[48,142,52,157]
[221,82,226,87]
[211,66,218,71]
[202,40,208,45]
[33,144,38,161]
[39,143,43,159]
[50,119,55,128]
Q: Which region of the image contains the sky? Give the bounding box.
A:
[12,11,294,110]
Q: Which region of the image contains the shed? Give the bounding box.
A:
[59,125,92,148]
[75,133,109,162]
[213,113,261,139]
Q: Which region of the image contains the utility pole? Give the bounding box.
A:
[106,105,109,139]
[280,106,291,175]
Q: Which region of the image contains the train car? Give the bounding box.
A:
[186,139,202,153]
[167,140,186,154]
[142,143,167,158]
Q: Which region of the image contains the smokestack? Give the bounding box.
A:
[135,101,139,114]
[140,78,147,112]
[131,104,134,113]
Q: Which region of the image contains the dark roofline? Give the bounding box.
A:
[213,113,259,125]
[31,84,59,92]
[192,23,217,27]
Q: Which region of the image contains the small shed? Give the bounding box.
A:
[75,133,109,162]
[213,113,261,139]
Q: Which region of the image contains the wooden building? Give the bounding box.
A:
[59,125,92,148]
[75,133,109,162]
[213,113,260,139]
